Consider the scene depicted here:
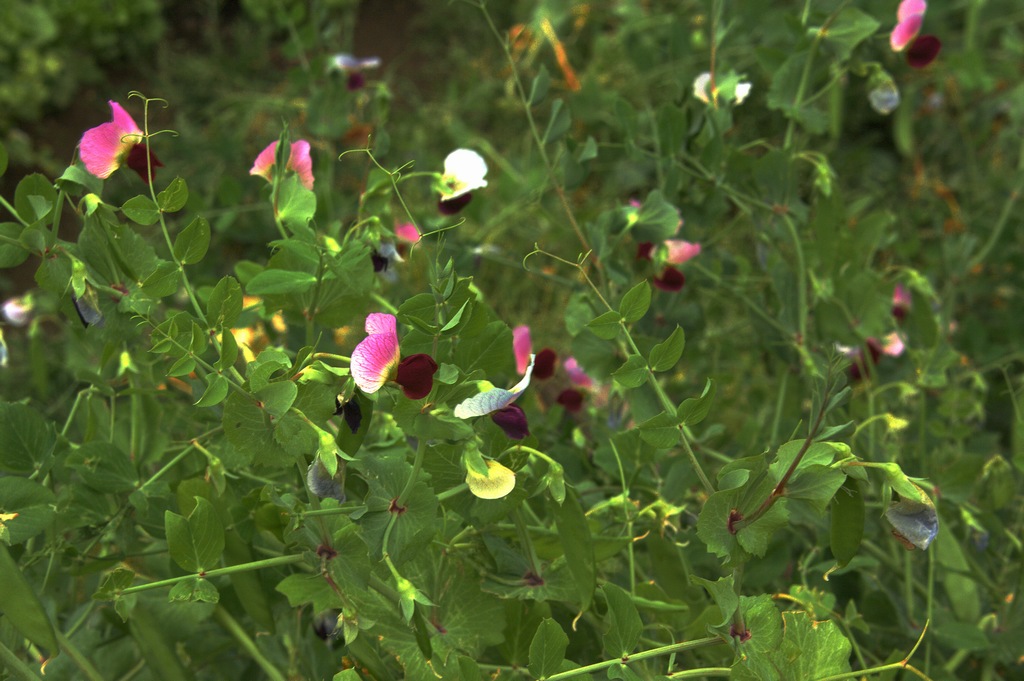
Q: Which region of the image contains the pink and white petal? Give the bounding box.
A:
[512,325,532,375]
[890,14,924,51]
[509,354,535,396]
[288,140,315,190]
[351,332,401,393]
[897,0,927,22]
[882,332,906,357]
[250,142,278,181]
[364,312,397,336]
[664,239,701,265]
[563,356,594,388]
[108,101,142,137]
[395,223,421,244]
[453,388,518,418]
[80,122,131,178]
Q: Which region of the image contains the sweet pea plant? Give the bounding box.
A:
[1,1,1022,680]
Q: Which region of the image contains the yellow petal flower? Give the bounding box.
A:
[466,460,516,500]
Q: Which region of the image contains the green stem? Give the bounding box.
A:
[967,177,1023,271]
[609,439,635,594]
[782,214,808,345]
[55,631,105,681]
[213,607,288,681]
[118,554,305,595]
[544,637,722,681]
[437,483,467,502]
[668,669,731,679]
[138,442,197,492]
[0,639,43,681]
[0,196,29,227]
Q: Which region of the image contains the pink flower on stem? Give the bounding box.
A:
[890,0,927,51]
[664,240,702,265]
[563,357,594,389]
[250,140,315,190]
[394,223,421,244]
[892,283,912,322]
[350,313,437,398]
[512,325,532,375]
[79,101,162,184]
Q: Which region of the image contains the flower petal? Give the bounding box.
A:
[512,325,532,375]
[466,460,516,500]
[556,389,584,413]
[897,0,927,22]
[79,102,143,179]
[438,193,473,215]
[653,266,686,292]
[250,142,278,182]
[441,149,488,199]
[454,354,535,418]
[307,461,346,502]
[351,331,400,393]
[395,223,421,244]
[396,353,438,399]
[906,35,941,68]
[890,14,924,51]
[491,404,530,440]
[365,312,397,336]
[288,140,315,190]
[534,348,557,380]
[693,72,712,104]
[886,498,938,550]
[563,357,593,388]
[664,239,701,265]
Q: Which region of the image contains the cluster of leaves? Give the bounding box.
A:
[1,1,1023,681]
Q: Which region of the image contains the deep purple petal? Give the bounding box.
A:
[125,144,163,184]
[347,72,367,90]
[653,266,686,292]
[491,404,530,440]
[556,389,584,413]
[438,193,473,215]
[636,242,655,260]
[534,348,557,380]
[906,35,941,68]
[396,353,438,399]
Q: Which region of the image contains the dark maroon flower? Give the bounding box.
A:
[347,72,367,91]
[653,266,685,292]
[334,396,363,434]
[636,242,655,260]
[125,143,163,185]
[849,338,884,381]
[534,348,557,380]
[395,353,438,399]
[906,35,941,68]
[491,404,530,439]
[371,250,389,272]
[556,389,584,413]
[439,193,473,215]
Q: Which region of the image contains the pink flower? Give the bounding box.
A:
[563,357,593,388]
[892,284,912,322]
[350,313,437,398]
[512,325,532,375]
[79,101,162,184]
[664,240,702,265]
[250,140,315,190]
[395,223,421,244]
[890,0,927,52]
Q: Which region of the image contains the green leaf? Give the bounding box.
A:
[173,216,210,264]
[528,618,568,679]
[676,378,716,425]
[246,269,318,295]
[195,374,230,407]
[142,260,181,298]
[215,329,238,372]
[619,281,651,323]
[552,491,595,609]
[277,176,317,232]
[121,195,161,225]
[0,477,56,545]
[168,576,220,603]
[542,98,571,144]
[164,497,225,573]
[821,8,880,61]
[613,355,648,389]
[14,174,56,224]
[633,190,681,242]
[577,135,598,162]
[0,543,58,654]
[157,176,189,212]
[829,478,864,570]
[638,412,680,449]
[690,574,738,628]
[601,583,643,657]
[0,402,57,475]
[66,441,138,493]
[648,326,685,372]
[586,310,621,340]
[255,380,298,418]
[0,222,29,268]
[276,574,344,612]
[776,611,852,678]
[207,276,243,329]
[766,51,829,134]
[529,65,551,106]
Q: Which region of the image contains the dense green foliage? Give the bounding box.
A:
[1,1,1023,680]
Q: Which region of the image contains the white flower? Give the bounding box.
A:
[329,53,381,72]
[2,298,31,326]
[440,149,488,200]
[734,81,752,104]
[692,72,712,104]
